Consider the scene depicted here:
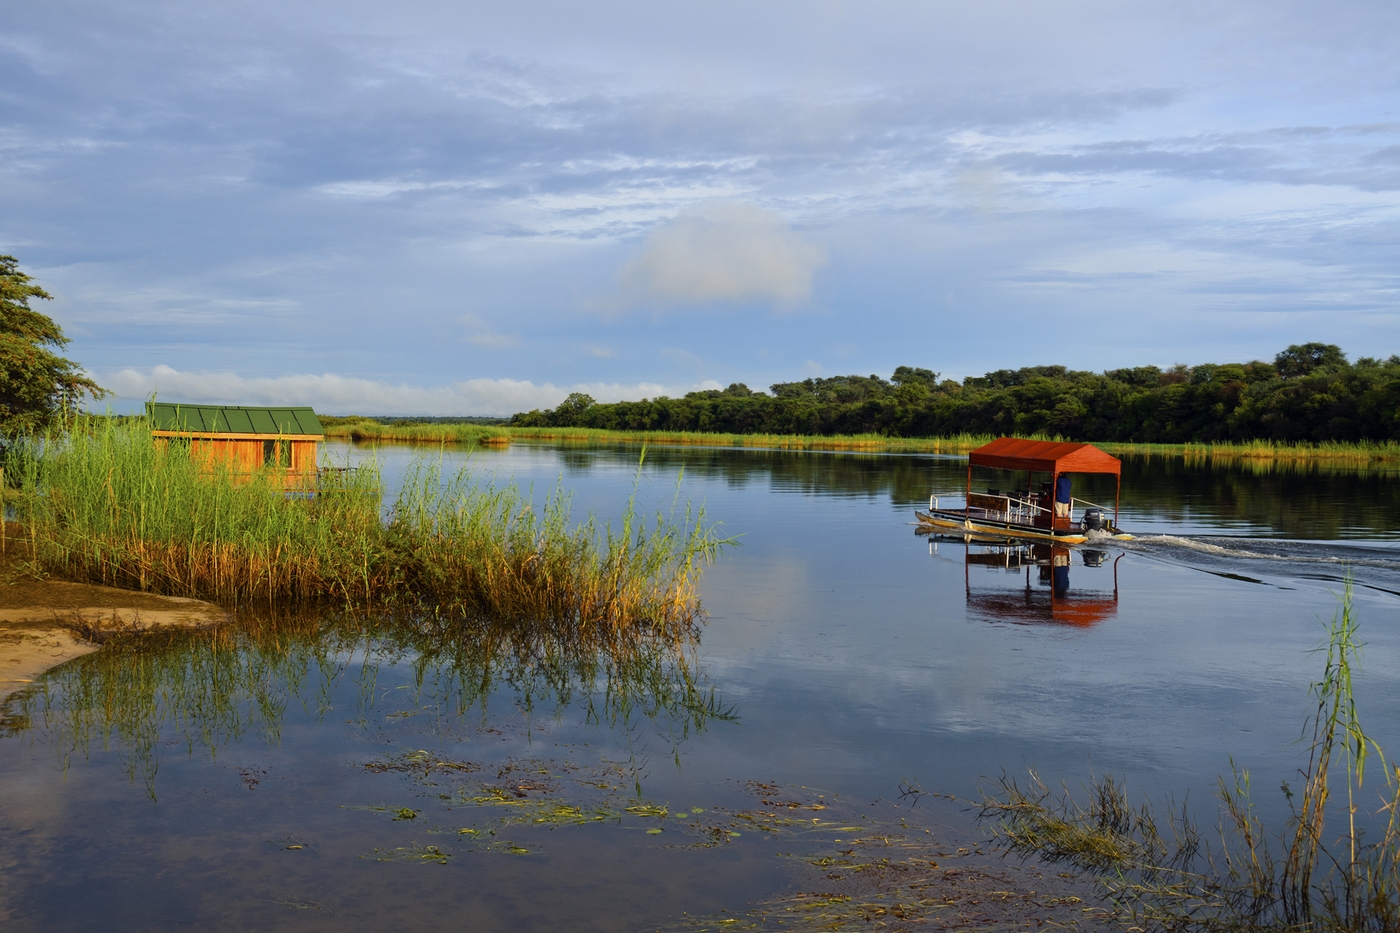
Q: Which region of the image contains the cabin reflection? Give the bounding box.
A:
[945,540,1121,627]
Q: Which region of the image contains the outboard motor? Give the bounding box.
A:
[1083,507,1106,532]
[1081,549,1107,567]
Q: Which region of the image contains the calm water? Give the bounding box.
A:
[2,442,1398,929]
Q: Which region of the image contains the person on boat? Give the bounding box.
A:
[1054,475,1072,520]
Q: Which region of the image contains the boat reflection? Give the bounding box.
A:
[937,539,1122,627]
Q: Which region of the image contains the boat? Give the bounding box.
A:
[915,437,1133,545]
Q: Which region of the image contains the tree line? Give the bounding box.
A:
[512,344,1400,443]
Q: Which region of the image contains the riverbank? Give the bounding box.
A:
[0,531,227,703]
[322,420,1400,462]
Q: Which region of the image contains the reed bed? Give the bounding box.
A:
[323,419,512,446]
[495,426,994,453]
[327,420,1400,463]
[3,421,725,635]
[979,584,1400,931]
[1103,438,1400,464]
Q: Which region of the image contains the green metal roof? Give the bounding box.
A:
[147,402,323,436]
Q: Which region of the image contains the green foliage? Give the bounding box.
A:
[1276,342,1348,379]
[0,256,106,439]
[5,419,727,636]
[321,418,511,444]
[512,344,1400,443]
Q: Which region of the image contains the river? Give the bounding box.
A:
[2,441,1397,930]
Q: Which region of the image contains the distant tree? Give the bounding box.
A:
[508,347,1400,443]
[891,366,938,387]
[1275,342,1347,378]
[547,392,596,426]
[0,255,106,438]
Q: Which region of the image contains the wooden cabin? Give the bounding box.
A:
[149,402,323,489]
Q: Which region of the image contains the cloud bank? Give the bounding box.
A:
[99,366,720,417]
[617,203,825,309]
[3,1,1398,385]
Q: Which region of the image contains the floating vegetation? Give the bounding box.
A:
[346,748,1105,929]
[342,804,422,820]
[978,583,1400,932]
[4,419,728,636]
[367,843,451,864]
[364,750,480,777]
[652,784,1106,932]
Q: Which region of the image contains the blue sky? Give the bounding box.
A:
[3,0,1398,414]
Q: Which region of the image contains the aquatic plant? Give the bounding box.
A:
[978,582,1400,931]
[4,419,727,635]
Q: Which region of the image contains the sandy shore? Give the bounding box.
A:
[0,572,227,704]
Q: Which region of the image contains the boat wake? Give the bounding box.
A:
[1131,535,1400,569]
[1124,535,1400,595]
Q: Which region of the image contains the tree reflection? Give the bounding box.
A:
[542,443,1400,539]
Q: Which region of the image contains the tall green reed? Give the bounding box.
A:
[5,419,726,635]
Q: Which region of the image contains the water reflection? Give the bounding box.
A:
[0,608,729,798]
[494,441,1400,539]
[940,539,1122,627]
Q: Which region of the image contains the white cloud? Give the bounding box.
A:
[617,203,826,309]
[98,365,721,416]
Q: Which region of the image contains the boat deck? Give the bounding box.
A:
[915,504,1130,545]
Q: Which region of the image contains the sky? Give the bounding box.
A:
[2,0,1398,415]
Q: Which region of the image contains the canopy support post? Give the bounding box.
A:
[1114,475,1120,529]
[965,461,971,518]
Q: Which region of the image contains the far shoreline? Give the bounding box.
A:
[320,420,1400,464]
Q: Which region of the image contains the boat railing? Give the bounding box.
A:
[1069,497,1117,524]
[1070,496,1112,513]
[963,492,1049,525]
[930,492,1062,526]
[1004,494,1048,524]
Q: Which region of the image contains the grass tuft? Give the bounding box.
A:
[3,419,727,637]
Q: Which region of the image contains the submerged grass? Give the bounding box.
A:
[978,583,1400,931]
[2,419,727,634]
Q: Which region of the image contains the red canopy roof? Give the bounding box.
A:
[968,437,1121,475]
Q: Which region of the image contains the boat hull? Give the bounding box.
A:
[914,509,1132,545]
